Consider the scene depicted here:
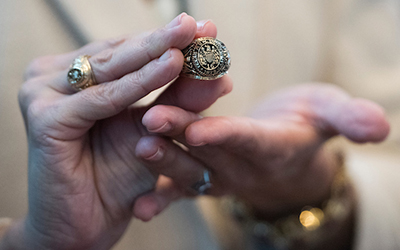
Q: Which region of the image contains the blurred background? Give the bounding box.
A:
[1,0,400,249]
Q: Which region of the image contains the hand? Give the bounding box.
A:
[133,83,390,220]
[2,14,232,250]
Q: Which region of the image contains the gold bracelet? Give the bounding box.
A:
[226,152,354,250]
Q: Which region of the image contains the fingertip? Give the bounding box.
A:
[163,75,234,113]
[185,118,221,146]
[342,99,390,143]
[133,195,159,222]
[195,20,218,38]
[157,48,184,76]
[142,106,172,133]
[168,48,184,64]
[186,116,239,146]
[220,75,233,97]
[175,13,197,49]
[136,136,166,161]
[185,122,206,146]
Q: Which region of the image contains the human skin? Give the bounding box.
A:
[134,84,390,223]
[0,14,233,250]
[133,84,389,249]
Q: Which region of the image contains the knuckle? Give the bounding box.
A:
[105,36,127,48]
[140,29,166,59]
[91,48,114,65]
[24,56,53,80]
[81,84,122,115]
[18,79,39,111]
[128,70,150,95]
[90,49,116,81]
[26,99,48,123]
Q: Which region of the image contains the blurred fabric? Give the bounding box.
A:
[0,0,400,249]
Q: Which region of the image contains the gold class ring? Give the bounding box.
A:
[67,55,97,91]
[181,37,231,80]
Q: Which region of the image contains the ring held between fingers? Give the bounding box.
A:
[51,49,184,132]
[88,13,197,84]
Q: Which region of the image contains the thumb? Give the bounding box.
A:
[309,85,390,143]
[319,97,390,143]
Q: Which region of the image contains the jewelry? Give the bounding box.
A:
[227,150,353,250]
[67,55,97,91]
[181,37,231,80]
[189,170,213,195]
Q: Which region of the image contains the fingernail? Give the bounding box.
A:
[197,20,211,32]
[159,49,171,62]
[144,147,164,161]
[166,12,187,29]
[147,122,173,133]
[189,141,206,147]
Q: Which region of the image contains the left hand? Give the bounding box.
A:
[133,83,390,220]
[9,15,232,250]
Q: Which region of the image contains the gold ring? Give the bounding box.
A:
[181,37,231,80]
[67,55,97,91]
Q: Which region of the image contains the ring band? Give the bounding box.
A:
[181,37,231,80]
[67,55,97,91]
[189,170,213,195]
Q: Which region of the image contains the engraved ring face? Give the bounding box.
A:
[181,37,231,80]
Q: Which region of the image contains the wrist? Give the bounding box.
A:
[247,143,342,221]
[228,147,355,250]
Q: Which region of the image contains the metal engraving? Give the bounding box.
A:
[181,37,231,80]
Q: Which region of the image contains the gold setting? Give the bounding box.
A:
[67,55,97,91]
[181,37,231,80]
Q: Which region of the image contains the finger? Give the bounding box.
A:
[46,18,217,76]
[142,105,202,136]
[194,19,217,39]
[52,48,183,131]
[298,84,391,143]
[89,13,197,84]
[251,84,390,144]
[154,75,233,113]
[35,17,220,97]
[24,34,130,79]
[133,176,183,221]
[318,98,390,143]
[140,109,245,194]
[152,19,232,113]
[185,116,260,147]
[135,135,205,188]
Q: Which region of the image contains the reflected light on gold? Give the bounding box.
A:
[299,208,324,231]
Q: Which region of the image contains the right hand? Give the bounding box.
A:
[10,14,232,250]
[133,84,389,222]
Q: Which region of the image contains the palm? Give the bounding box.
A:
[89,108,158,217]
[26,103,150,247]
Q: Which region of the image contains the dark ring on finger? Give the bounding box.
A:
[189,170,213,195]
